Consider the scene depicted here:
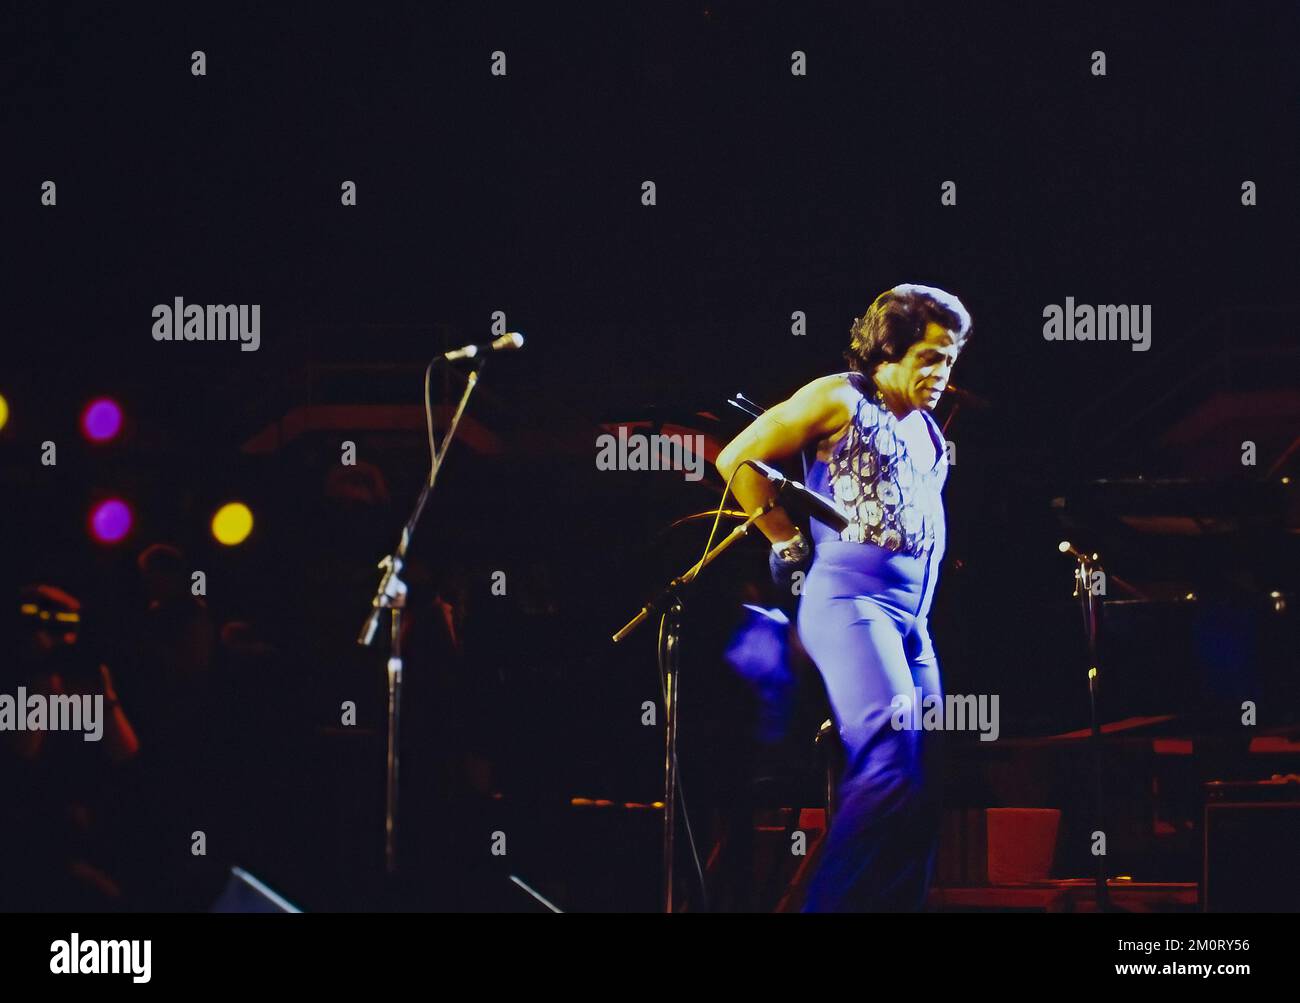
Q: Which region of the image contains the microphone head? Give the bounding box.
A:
[746,458,781,481]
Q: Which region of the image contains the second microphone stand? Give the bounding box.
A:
[613,497,778,913]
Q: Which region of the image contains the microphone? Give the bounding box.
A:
[1057,540,1098,562]
[942,382,992,409]
[443,332,525,362]
[745,459,851,533]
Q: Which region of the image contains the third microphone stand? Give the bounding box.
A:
[1067,545,1111,913]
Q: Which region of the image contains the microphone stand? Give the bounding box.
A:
[1067,547,1111,912]
[612,497,779,913]
[358,357,487,875]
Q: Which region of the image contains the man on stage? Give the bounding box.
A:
[716,284,971,911]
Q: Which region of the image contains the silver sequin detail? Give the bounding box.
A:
[824,395,948,556]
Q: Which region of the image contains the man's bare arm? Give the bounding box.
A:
[715,375,855,545]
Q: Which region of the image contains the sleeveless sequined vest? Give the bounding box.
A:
[809,385,949,557]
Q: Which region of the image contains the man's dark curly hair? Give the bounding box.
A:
[845,284,972,375]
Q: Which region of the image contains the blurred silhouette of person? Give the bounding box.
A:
[396,561,482,880]
[0,584,140,909]
[117,545,226,909]
[132,544,215,742]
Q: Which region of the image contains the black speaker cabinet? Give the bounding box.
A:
[1203,780,1300,912]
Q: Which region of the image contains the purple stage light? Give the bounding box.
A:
[82,398,123,442]
[89,498,132,543]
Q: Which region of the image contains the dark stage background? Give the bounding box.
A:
[1,1,1297,911]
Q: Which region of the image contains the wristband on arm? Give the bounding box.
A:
[771,530,811,564]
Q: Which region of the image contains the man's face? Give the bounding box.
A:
[897,321,960,411]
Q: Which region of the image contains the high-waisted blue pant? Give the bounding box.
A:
[796,540,944,912]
